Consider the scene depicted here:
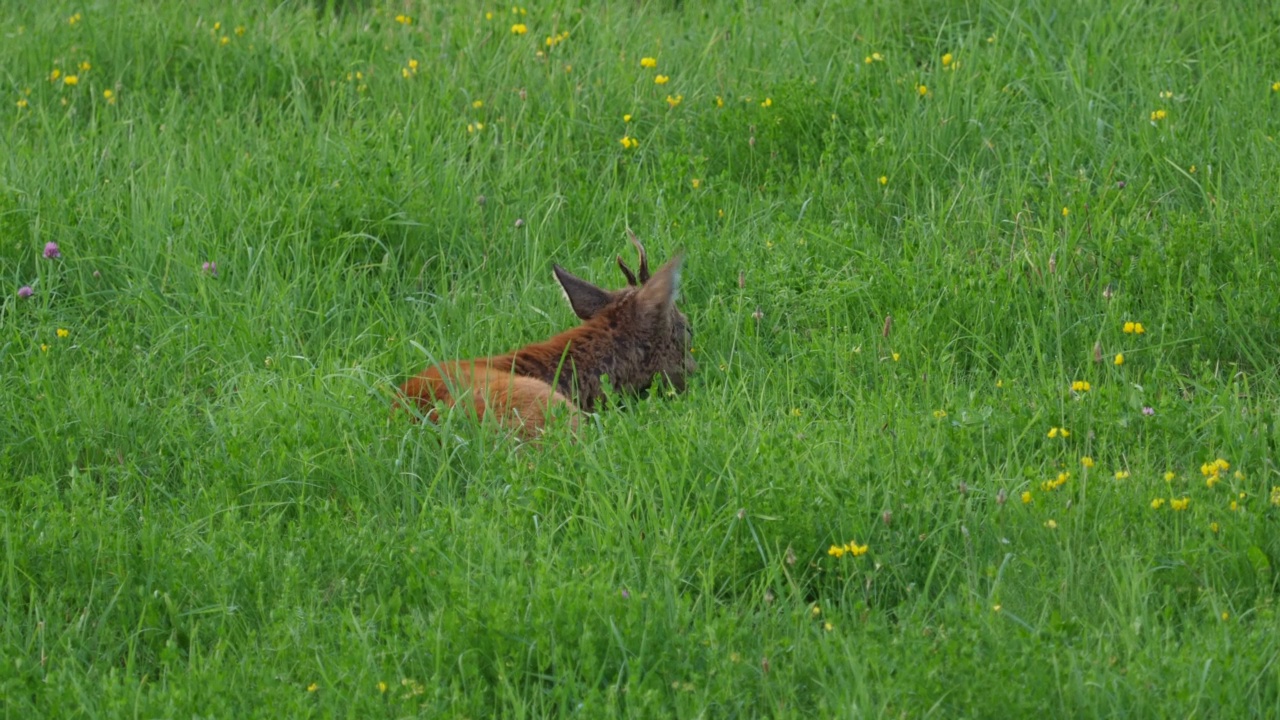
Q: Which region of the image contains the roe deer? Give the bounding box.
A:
[395,232,694,438]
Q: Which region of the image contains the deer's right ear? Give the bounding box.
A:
[553,265,614,320]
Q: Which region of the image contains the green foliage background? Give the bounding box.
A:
[2,0,1279,716]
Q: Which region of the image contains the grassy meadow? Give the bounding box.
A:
[4,0,1280,715]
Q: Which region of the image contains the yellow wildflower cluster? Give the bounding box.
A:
[941,52,959,71]
[545,30,570,48]
[654,74,669,85]
[1123,321,1146,334]
[619,135,638,150]
[1170,497,1190,511]
[641,57,657,69]
[511,23,527,35]
[1150,498,1166,509]
[827,541,869,558]
[402,58,419,78]
[394,14,412,25]
[1150,108,1167,122]
[666,94,683,108]
[864,52,884,64]
[68,12,83,25]
[1040,472,1070,492]
[1270,486,1280,506]
[1200,458,1230,488]
[1081,456,1095,468]
[1047,427,1070,438]
[1071,380,1091,392]
[1114,470,1131,480]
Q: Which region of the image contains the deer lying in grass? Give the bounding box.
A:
[395,233,695,438]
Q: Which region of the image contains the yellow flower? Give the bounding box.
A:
[993,604,1002,612]
[666,94,683,108]
[1209,522,1220,534]
[917,84,928,96]
[872,52,884,62]
[1081,456,1095,468]
[41,344,49,352]
[68,12,82,25]
[691,178,701,189]
[824,621,834,632]
[1150,109,1167,121]
[827,544,846,558]
[761,97,772,108]
[790,408,801,417]
[848,542,869,557]
[623,114,632,122]
[511,23,527,35]
[932,409,947,419]
[472,100,483,109]
[1047,427,1069,438]
[56,328,69,338]
[1071,380,1091,392]
[942,53,953,66]
[878,175,888,185]
[715,96,724,108]
[408,59,419,72]
[394,14,412,25]
[1021,491,1032,504]
[995,379,1003,388]
[1062,206,1069,216]
[655,74,669,85]
[79,61,91,72]
[1270,486,1280,507]
[619,136,638,150]
[1273,82,1280,92]
[1150,498,1166,509]
[307,683,318,692]
[1123,321,1135,333]
[1045,519,1058,529]
[103,89,115,103]
[1230,500,1239,512]
[64,75,79,86]
[1114,353,1124,366]
[377,681,388,693]
[641,57,657,69]
[1164,471,1176,482]
[1206,475,1220,489]
[1114,470,1130,480]
[235,26,245,36]
[811,605,821,617]
[1221,612,1229,621]
[17,98,28,108]
[485,11,494,20]
[1159,90,1173,99]
[50,68,62,82]
[891,352,900,362]
[213,22,221,32]
[864,56,872,64]
[1170,497,1190,511]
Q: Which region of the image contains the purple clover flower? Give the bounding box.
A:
[202,261,218,277]
[43,242,61,259]
[18,285,33,299]
[1142,406,1155,416]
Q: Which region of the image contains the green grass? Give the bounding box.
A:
[3,0,1280,716]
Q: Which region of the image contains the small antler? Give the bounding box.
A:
[615,227,650,286]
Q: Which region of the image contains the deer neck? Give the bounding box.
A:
[497,325,611,411]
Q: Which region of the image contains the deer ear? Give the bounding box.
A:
[635,253,683,316]
[553,264,614,320]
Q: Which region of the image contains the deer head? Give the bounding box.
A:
[550,231,696,397]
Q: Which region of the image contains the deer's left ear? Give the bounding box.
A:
[635,253,683,316]
[553,265,614,320]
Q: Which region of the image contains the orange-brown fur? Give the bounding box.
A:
[395,236,694,439]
